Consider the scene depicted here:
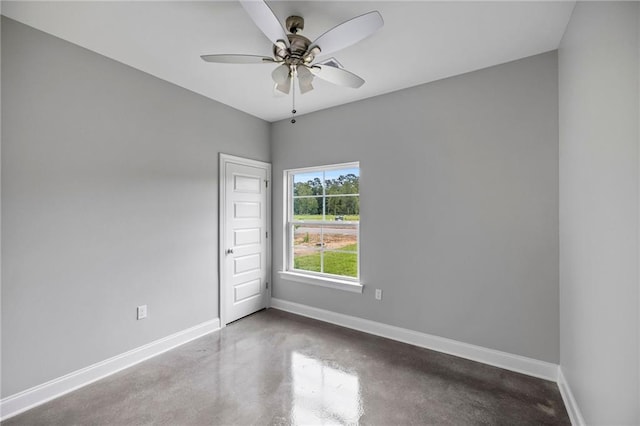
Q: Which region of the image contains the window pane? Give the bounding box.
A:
[325,196,360,220]
[321,224,358,252]
[293,225,322,273]
[293,250,322,273]
[324,169,359,196]
[293,224,322,248]
[323,251,358,277]
[293,196,323,219]
[293,172,323,196]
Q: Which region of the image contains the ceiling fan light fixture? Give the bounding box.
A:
[273,40,288,61]
[303,46,321,64]
[273,83,287,97]
[275,81,291,94]
[272,63,292,86]
[299,81,314,94]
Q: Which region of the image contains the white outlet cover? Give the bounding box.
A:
[137,305,147,320]
[375,289,382,300]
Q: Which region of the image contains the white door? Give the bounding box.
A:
[220,154,270,325]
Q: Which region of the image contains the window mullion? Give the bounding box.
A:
[321,170,325,273]
[322,170,326,221]
[320,225,324,273]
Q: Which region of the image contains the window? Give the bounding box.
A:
[280,162,361,292]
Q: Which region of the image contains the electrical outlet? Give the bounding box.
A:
[375,289,382,300]
[137,305,147,320]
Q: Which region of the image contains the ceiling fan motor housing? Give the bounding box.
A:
[287,34,312,59]
[285,15,304,33]
[272,16,321,66]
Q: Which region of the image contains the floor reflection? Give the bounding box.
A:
[291,351,362,425]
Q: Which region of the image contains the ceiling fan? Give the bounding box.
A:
[201,0,384,122]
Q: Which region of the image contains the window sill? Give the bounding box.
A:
[278,271,364,293]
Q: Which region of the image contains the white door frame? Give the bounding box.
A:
[219,153,271,327]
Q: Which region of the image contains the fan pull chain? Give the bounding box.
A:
[291,75,297,124]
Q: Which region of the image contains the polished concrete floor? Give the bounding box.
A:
[4,309,569,425]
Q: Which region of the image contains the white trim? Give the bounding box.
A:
[219,153,271,170]
[219,153,272,327]
[557,367,585,426]
[0,319,220,421]
[290,219,359,226]
[285,161,360,175]
[278,271,364,293]
[270,298,559,382]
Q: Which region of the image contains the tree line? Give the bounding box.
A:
[294,174,359,216]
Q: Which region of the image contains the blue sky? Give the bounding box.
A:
[294,167,359,184]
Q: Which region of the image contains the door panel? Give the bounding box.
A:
[234,228,261,246]
[234,279,261,302]
[234,254,261,274]
[234,175,262,192]
[222,157,270,324]
[234,201,261,218]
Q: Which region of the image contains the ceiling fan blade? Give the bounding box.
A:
[275,77,292,94]
[309,11,383,57]
[272,64,291,85]
[200,54,274,64]
[311,64,365,89]
[239,0,290,47]
[297,66,314,94]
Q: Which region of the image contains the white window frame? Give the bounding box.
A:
[279,162,363,293]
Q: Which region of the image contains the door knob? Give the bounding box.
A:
[226,248,234,254]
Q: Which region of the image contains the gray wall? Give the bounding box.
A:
[272,52,559,363]
[1,17,269,397]
[558,2,639,424]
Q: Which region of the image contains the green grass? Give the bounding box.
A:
[294,244,358,277]
[294,214,360,221]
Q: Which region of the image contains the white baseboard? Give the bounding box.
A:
[270,298,559,382]
[0,318,221,421]
[558,367,585,426]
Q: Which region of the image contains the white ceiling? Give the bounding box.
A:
[2,1,575,122]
